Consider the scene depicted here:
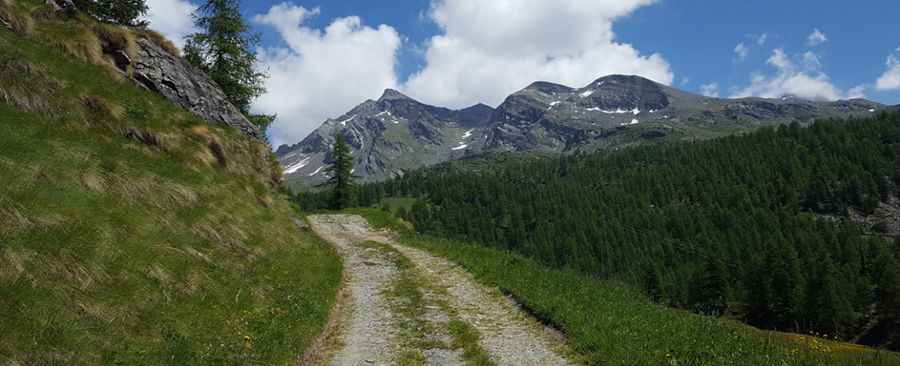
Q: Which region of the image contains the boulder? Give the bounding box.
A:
[131,38,259,138]
[45,0,76,13]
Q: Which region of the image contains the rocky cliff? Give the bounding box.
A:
[131,39,259,138]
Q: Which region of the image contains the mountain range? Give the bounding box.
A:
[276,74,885,188]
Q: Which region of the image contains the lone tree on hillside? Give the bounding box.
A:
[183,0,274,132]
[72,0,148,26]
[321,134,356,209]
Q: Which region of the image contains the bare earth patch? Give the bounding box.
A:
[308,215,572,366]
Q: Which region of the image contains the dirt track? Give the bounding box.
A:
[307,214,572,366]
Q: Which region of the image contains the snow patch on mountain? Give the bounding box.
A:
[284,156,312,174]
[309,165,325,176]
[339,115,357,126]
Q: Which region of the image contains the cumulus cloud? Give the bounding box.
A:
[700,83,720,98]
[876,54,900,91]
[806,28,828,47]
[801,51,821,70]
[846,85,867,99]
[731,48,846,101]
[734,42,749,61]
[252,3,402,146]
[402,0,673,108]
[755,33,768,46]
[144,0,198,49]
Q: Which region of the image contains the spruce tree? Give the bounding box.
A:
[322,134,355,210]
[73,0,148,26]
[184,0,273,131]
[644,267,663,303]
[694,258,729,316]
[877,257,900,348]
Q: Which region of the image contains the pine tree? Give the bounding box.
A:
[321,134,355,209]
[694,258,729,316]
[644,267,663,303]
[807,257,854,337]
[184,0,272,129]
[877,257,900,348]
[73,0,148,26]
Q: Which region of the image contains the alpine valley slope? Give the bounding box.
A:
[277,75,884,188]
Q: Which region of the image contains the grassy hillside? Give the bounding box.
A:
[0,2,341,364]
[353,209,900,366]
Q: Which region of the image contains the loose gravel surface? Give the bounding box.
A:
[308,215,573,366]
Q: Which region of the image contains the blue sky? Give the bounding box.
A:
[145,0,900,146]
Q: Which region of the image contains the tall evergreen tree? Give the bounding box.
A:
[73,0,148,26]
[694,258,729,316]
[644,267,663,304]
[322,134,356,209]
[184,0,273,131]
[807,257,854,337]
[877,256,900,348]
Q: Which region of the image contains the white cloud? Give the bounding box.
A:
[768,48,792,70]
[734,42,749,61]
[700,83,720,98]
[846,85,866,99]
[252,3,402,146]
[402,0,673,108]
[801,51,821,70]
[806,28,828,47]
[731,48,848,101]
[756,33,768,46]
[876,54,900,91]
[144,0,198,49]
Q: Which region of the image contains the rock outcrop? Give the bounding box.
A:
[131,39,259,138]
[45,0,76,13]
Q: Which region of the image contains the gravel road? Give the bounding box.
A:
[307,214,572,366]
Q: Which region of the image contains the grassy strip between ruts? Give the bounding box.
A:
[361,240,495,366]
[351,208,900,366]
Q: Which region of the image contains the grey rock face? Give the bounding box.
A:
[45,0,76,13]
[131,39,259,138]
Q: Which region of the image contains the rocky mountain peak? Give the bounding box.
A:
[578,74,669,111]
[379,88,415,102]
[522,81,574,95]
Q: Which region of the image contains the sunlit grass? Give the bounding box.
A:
[353,208,900,366]
[0,13,342,365]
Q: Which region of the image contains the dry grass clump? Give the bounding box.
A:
[80,171,107,192]
[0,247,35,283]
[190,125,231,168]
[0,0,35,35]
[0,201,34,235]
[135,28,180,57]
[57,22,140,80]
[91,22,137,70]
[0,58,63,113]
[81,95,125,119]
[104,172,199,210]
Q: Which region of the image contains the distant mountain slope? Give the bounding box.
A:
[276,89,494,188]
[278,75,883,189]
[487,74,882,152]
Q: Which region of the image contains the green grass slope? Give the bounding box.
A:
[0,3,341,365]
[353,209,900,366]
